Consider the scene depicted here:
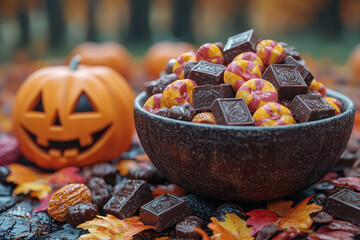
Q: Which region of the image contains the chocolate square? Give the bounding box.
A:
[145,73,178,96]
[282,56,314,86]
[279,42,301,60]
[263,64,307,99]
[290,94,335,123]
[103,180,153,219]
[193,84,235,113]
[140,193,191,232]
[184,61,199,79]
[210,98,254,126]
[188,61,226,86]
[223,29,260,63]
[326,189,360,226]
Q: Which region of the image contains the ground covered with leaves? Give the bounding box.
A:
[1,135,360,240]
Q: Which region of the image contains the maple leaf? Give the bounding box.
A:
[208,213,254,240]
[245,209,278,236]
[152,184,187,198]
[115,159,138,176]
[48,167,86,185]
[329,177,360,191]
[77,215,155,240]
[276,195,322,230]
[32,191,55,213]
[267,199,294,217]
[13,179,51,199]
[308,231,354,240]
[272,228,305,240]
[7,163,50,184]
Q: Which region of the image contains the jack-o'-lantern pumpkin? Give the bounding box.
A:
[12,56,135,169]
[143,41,196,80]
[67,42,134,81]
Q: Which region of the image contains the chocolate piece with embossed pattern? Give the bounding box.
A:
[290,94,335,123]
[140,193,191,232]
[263,64,307,99]
[211,98,254,126]
[193,84,234,113]
[282,55,314,86]
[188,61,226,86]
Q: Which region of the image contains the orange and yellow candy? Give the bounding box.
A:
[253,102,296,126]
[233,52,265,73]
[325,97,341,115]
[172,51,197,79]
[162,79,197,108]
[236,78,278,113]
[309,79,326,97]
[192,112,216,124]
[143,93,166,114]
[196,43,225,65]
[224,60,262,91]
[256,40,286,65]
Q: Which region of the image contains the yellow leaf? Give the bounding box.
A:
[276,195,323,230]
[77,215,155,240]
[13,180,52,199]
[208,213,254,240]
[267,199,294,217]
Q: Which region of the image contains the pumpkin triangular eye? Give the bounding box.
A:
[32,93,44,112]
[73,92,96,113]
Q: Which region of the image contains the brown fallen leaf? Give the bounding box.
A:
[208,213,254,240]
[267,199,294,217]
[276,195,322,230]
[77,215,155,240]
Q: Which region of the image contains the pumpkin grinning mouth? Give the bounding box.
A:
[22,124,111,155]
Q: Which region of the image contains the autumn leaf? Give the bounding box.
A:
[245,209,278,236]
[115,159,139,176]
[13,179,51,199]
[77,215,155,240]
[329,177,360,191]
[276,195,322,230]
[152,184,187,198]
[48,167,86,185]
[317,172,339,183]
[7,163,50,184]
[267,199,294,217]
[194,227,210,240]
[32,191,55,213]
[208,213,254,240]
[272,228,305,240]
[308,231,354,240]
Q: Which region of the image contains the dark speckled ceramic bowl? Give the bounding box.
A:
[134,89,355,201]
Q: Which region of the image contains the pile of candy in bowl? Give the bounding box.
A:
[143,29,342,127]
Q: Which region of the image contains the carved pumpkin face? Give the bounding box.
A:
[12,62,135,169]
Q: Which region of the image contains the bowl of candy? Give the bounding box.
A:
[134,29,355,201]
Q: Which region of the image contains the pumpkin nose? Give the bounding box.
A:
[52,111,62,126]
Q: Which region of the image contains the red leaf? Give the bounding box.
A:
[49,167,86,186]
[246,209,278,236]
[272,228,305,240]
[308,231,354,240]
[329,177,360,191]
[32,191,55,213]
[318,220,360,235]
[0,134,21,166]
[152,184,187,198]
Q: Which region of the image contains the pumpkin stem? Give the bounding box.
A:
[70,55,82,71]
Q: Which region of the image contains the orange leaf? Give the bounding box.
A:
[194,227,210,240]
[208,213,254,240]
[135,153,151,162]
[13,179,51,199]
[7,163,50,184]
[115,159,138,176]
[276,195,322,231]
[267,199,294,217]
[77,215,155,240]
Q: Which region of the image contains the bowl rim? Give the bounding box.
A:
[134,89,355,131]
